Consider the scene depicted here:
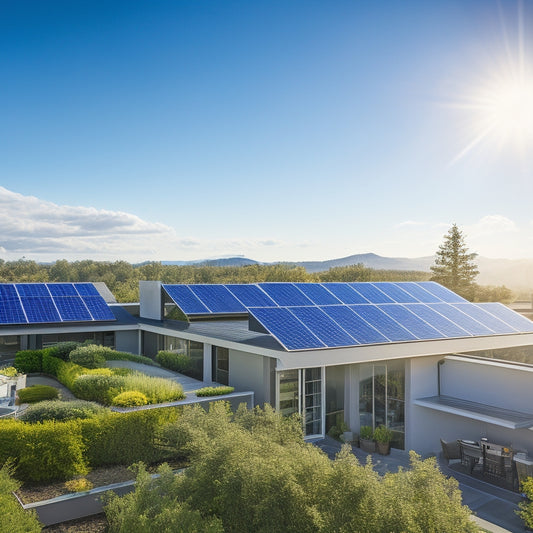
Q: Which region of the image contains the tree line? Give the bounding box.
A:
[0,256,511,303]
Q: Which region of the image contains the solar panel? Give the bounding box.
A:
[294,283,342,305]
[320,305,389,344]
[322,283,369,304]
[82,296,116,321]
[74,283,101,297]
[349,283,394,304]
[405,303,472,338]
[163,285,211,315]
[189,285,247,313]
[0,298,26,324]
[372,283,419,303]
[54,297,93,321]
[16,283,50,297]
[258,283,314,306]
[225,284,277,307]
[417,282,467,303]
[288,306,358,347]
[478,302,533,333]
[21,297,61,323]
[47,283,78,297]
[398,282,442,304]
[249,307,325,350]
[428,303,494,336]
[378,304,446,339]
[0,284,19,299]
[349,305,418,342]
[452,303,516,334]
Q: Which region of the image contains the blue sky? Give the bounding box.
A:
[1,0,532,262]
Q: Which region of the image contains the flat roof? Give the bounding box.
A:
[414,395,533,429]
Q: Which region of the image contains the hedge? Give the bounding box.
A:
[69,345,107,369]
[72,374,127,405]
[47,342,81,361]
[19,400,108,423]
[156,351,191,373]
[17,385,59,404]
[112,391,148,407]
[14,350,43,374]
[195,386,235,397]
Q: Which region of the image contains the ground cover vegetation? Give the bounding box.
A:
[105,403,477,533]
[16,384,58,403]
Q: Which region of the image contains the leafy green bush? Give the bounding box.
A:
[156,351,191,372]
[360,425,373,440]
[72,374,127,405]
[14,350,42,374]
[47,341,81,361]
[55,359,86,389]
[0,419,88,482]
[0,366,19,378]
[69,345,107,369]
[518,477,533,528]
[195,386,234,397]
[112,391,148,407]
[17,385,59,404]
[42,348,62,375]
[120,372,185,403]
[373,425,393,444]
[19,400,108,423]
[105,350,158,366]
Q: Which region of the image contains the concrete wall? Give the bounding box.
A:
[142,331,160,358]
[115,330,140,355]
[229,349,270,407]
[139,281,162,320]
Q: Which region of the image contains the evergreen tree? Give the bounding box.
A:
[430,224,478,298]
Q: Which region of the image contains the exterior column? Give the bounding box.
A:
[203,343,212,383]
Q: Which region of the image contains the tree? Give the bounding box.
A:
[430,224,479,299]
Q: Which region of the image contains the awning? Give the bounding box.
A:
[414,395,533,429]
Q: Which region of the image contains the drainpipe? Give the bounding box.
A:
[437,359,445,396]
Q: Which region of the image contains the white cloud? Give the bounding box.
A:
[466,215,518,238]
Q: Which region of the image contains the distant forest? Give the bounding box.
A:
[0,259,511,303]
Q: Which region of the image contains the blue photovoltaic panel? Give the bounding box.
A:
[372,283,419,303]
[22,297,61,323]
[163,285,211,315]
[16,283,50,297]
[225,284,277,308]
[323,283,369,304]
[0,298,26,324]
[48,283,78,297]
[378,304,446,339]
[417,282,467,303]
[0,284,19,299]
[189,285,247,313]
[258,283,314,306]
[294,283,342,305]
[405,303,472,338]
[428,303,494,336]
[452,303,516,334]
[349,305,418,342]
[478,302,533,333]
[82,296,116,321]
[321,305,390,345]
[288,306,358,347]
[398,282,442,304]
[54,297,92,321]
[349,283,394,304]
[74,283,101,297]
[248,307,325,350]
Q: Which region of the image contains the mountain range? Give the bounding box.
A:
[161,253,533,293]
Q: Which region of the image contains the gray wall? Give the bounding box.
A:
[229,349,270,407]
[142,331,160,358]
[139,281,162,320]
[115,330,139,355]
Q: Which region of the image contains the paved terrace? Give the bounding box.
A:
[315,436,525,533]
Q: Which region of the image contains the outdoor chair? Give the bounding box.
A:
[483,451,506,480]
[458,441,483,474]
[440,438,461,464]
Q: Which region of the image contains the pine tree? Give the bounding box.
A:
[430,224,478,299]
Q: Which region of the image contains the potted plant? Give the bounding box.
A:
[373,425,393,455]
[359,425,375,453]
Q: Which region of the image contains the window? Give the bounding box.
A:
[212,346,229,385]
[162,336,204,380]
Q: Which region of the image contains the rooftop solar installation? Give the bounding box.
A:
[0,283,116,325]
[162,282,533,351]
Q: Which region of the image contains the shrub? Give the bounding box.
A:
[72,374,127,405]
[112,391,148,407]
[42,348,62,375]
[373,425,393,444]
[0,366,19,378]
[518,477,533,528]
[69,345,107,369]
[360,425,373,440]
[47,341,81,361]
[56,359,86,389]
[14,350,42,374]
[17,385,58,404]
[65,478,94,492]
[195,386,235,397]
[156,351,191,372]
[19,400,108,423]
[105,350,158,366]
[119,372,185,403]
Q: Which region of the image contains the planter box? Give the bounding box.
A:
[376,441,391,455]
[360,438,375,453]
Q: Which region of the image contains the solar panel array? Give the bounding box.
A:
[162,282,533,351]
[0,283,116,325]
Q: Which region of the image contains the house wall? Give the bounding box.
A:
[115,330,139,355]
[139,281,162,320]
[229,349,271,407]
